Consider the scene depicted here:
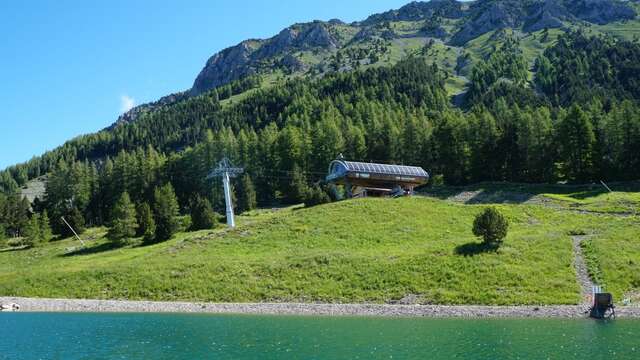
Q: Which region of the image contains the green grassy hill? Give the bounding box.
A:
[2,188,638,305]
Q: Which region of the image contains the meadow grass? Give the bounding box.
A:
[581,218,640,302]
[4,195,638,305]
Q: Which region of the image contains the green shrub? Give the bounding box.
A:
[178,215,193,232]
[304,185,331,207]
[190,196,217,231]
[7,238,23,247]
[472,207,509,243]
[430,174,445,187]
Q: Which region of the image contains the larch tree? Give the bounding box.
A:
[236,174,257,214]
[107,192,138,243]
[557,104,596,182]
[136,202,156,243]
[152,184,180,242]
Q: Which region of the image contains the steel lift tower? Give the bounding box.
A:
[207,157,244,228]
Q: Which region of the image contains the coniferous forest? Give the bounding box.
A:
[1,31,640,241]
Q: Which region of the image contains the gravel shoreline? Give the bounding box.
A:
[3,297,640,318]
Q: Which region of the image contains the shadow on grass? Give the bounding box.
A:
[455,241,501,257]
[422,181,640,205]
[61,241,122,257]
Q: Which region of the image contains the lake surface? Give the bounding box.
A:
[0,313,638,359]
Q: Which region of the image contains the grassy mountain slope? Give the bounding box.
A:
[1,188,639,305]
[112,0,639,127]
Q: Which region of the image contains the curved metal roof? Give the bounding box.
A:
[330,160,429,178]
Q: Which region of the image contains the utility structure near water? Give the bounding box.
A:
[207,157,244,228]
[326,155,429,198]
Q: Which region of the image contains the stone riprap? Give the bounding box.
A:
[2,297,639,318]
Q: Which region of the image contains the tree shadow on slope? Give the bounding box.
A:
[60,241,122,257]
[454,241,500,257]
[423,184,537,204]
[422,181,640,205]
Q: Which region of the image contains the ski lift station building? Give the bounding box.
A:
[326,158,429,197]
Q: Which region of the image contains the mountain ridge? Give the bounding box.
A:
[113,0,637,127]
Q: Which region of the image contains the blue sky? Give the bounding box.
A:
[0,0,415,170]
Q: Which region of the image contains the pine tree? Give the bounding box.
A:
[23,214,41,247]
[237,174,257,213]
[136,202,156,243]
[190,195,218,231]
[107,192,138,243]
[40,210,53,243]
[153,184,180,242]
[473,207,509,244]
[287,166,310,204]
[469,110,500,182]
[67,207,86,236]
[0,224,6,245]
[557,105,595,182]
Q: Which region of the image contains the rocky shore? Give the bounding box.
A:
[2,297,640,318]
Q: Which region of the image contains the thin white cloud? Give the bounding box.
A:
[120,95,136,113]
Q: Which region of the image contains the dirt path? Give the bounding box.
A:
[572,235,596,306]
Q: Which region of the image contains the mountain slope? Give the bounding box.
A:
[2,192,639,304]
[110,0,638,126]
[2,0,640,244]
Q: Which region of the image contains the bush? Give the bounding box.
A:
[429,174,445,187]
[303,185,331,207]
[178,215,193,232]
[472,207,509,244]
[190,196,217,231]
[7,238,23,247]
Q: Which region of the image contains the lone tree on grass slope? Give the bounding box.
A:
[473,207,509,244]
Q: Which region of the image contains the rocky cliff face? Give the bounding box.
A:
[451,1,527,45]
[524,0,571,32]
[449,0,636,44]
[568,0,637,24]
[360,0,465,25]
[190,0,637,95]
[190,21,341,96]
[190,41,260,96]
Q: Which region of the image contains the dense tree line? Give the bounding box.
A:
[536,31,640,106]
[466,32,529,106]
[0,31,639,240]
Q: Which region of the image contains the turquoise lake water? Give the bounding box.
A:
[0,313,638,359]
